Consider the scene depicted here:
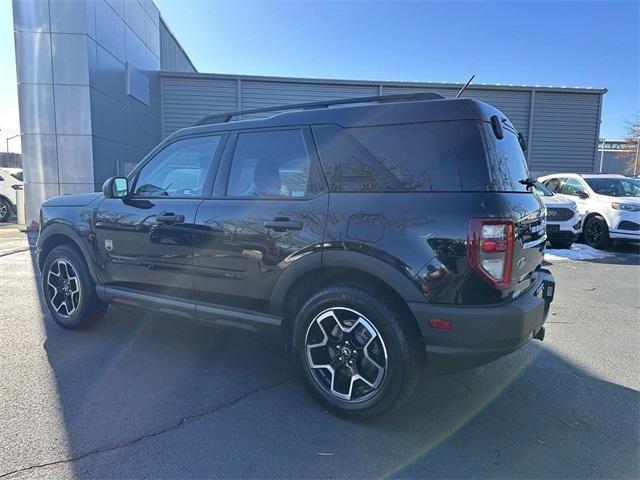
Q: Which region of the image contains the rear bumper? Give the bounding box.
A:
[409,269,555,371]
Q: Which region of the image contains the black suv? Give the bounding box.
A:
[37,93,555,418]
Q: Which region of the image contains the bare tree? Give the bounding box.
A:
[620,116,640,175]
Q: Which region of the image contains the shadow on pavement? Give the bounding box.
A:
[23,249,640,479]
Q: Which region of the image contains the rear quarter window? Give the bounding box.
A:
[480,124,529,192]
[312,122,461,192]
[454,121,529,192]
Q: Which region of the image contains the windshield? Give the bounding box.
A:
[584,177,640,197]
[11,171,23,181]
[532,181,554,197]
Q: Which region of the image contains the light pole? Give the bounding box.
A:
[6,134,19,153]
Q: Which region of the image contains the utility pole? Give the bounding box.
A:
[634,141,639,176]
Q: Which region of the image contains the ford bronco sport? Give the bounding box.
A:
[37,92,555,418]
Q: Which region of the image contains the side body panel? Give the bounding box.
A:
[192,195,328,312]
[324,191,545,306]
[94,197,203,298]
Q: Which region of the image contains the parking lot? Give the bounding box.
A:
[0,224,638,479]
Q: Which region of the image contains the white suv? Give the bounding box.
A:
[539,173,640,249]
[532,181,581,248]
[0,167,23,222]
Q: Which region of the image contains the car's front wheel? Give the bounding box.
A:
[293,286,422,419]
[583,215,611,250]
[42,244,107,328]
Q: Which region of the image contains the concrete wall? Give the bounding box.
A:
[13,0,165,224]
[160,72,606,179]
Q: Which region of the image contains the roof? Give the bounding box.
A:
[169,97,505,140]
[160,71,608,95]
[581,174,628,178]
[539,173,629,180]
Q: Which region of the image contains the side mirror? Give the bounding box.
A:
[102,176,130,199]
[576,190,589,199]
[517,132,528,152]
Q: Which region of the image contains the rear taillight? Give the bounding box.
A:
[467,219,514,289]
[11,184,23,191]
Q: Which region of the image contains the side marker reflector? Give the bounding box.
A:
[428,319,452,330]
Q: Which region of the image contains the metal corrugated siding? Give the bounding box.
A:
[159,20,197,74]
[528,92,601,173]
[240,81,379,119]
[161,77,237,137]
[159,73,603,175]
[371,86,533,139]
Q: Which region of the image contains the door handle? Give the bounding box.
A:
[263,218,303,232]
[156,213,185,224]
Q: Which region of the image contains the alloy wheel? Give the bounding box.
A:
[585,219,603,245]
[46,258,81,318]
[0,201,7,220]
[305,307,388,402]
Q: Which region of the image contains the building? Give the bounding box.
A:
[12,0,607,225]
[596,139,639,175]
[0,153,22,169]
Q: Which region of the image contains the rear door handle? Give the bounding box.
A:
[156,213,185,224]
[263,218,303,232]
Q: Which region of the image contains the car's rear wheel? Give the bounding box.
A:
[42,244,107,328]
[583,215,611,250]
[0,198,12,222]
[293,286,421,419]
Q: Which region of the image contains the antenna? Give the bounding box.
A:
[455,74,475,98]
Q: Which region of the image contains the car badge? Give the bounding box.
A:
[105,239,113,252]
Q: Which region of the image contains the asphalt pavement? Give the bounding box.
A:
[0,227,638,479]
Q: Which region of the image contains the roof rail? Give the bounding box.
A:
[193,91,446,126]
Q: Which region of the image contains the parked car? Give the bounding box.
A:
[539,173,640,249]
[36,93,555,418]
[531,181,581,248]
[0,167,23,222]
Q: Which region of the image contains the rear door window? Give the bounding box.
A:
[312,122,461,192]
[226,129,325,198]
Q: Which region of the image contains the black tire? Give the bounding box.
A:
[0,197,12,222]
[550,240,573,249]
[583,215,611,250]
[293,286,422,419]
[41,244,107,329]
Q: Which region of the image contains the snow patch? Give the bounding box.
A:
[545,244,615,261]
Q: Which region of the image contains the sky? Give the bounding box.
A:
[0,0,638,154]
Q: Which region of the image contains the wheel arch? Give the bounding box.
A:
[38,224,99,283]
[584,211,610,229]
[272,250,425,352]
[0,194,15,212]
